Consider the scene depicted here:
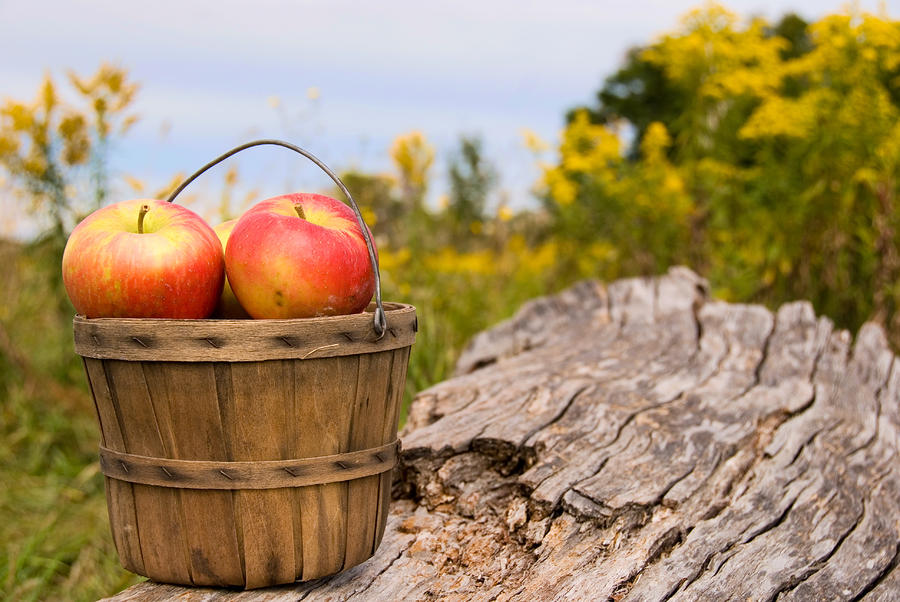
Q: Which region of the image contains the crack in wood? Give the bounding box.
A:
[751,317,777,392]
[738,482,807,546]
[847,358,895,458]
[850,540,900,601]
[518,384,593,449]
[769,499,867,601]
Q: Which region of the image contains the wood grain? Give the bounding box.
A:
[101,360,193,585]
[83,358,145,576]
[140,362,243,586]
[103,267,900,601]
[225,360,297,588]
[290,354,356,579]
[375,345,410,550]
[344,350,394,569]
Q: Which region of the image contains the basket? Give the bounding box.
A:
[73,141,416,588]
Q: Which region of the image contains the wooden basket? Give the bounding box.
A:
[74,303,415,588]
[72,140,416,588]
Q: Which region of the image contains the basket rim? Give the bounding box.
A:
[73,301,414,326]
[73,302,416,362]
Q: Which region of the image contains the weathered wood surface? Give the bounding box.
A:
[104,267,900,601]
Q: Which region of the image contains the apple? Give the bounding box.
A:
[62,198,225,318]
[212,219,250,318]
[225,192,376,319]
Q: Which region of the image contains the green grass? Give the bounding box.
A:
[0,240,140,600]
[0,379,142,601]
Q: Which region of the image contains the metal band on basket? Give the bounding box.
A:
[99,439,400,490]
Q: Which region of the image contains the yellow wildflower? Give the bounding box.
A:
[641,122,671,161]
[361,206,377,227]
[546,171,577,206]
[2,102,34,132]
[123,175,145,193]
[520,128,549,152]
[390,131,434,194]
[424,247,495,275]
[40,74,56,114]
[378,247,411,272]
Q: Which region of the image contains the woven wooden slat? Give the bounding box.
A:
[80,308,415,588]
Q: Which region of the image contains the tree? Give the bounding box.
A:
[446,135,497,242]
[390,131,434,212]
[0,64,138,237]
[334,169,405,248]
[571,47,684,160]
[541,4,900,345]
[577,11,811,158]
[0,64,139,310]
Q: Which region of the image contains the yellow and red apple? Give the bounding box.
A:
[225,192,376,319]
[212,219,250,318]
[62,199,225,318]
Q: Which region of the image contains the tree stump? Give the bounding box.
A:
[104,267,900,601]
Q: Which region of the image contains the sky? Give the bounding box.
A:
[0,0,897,233]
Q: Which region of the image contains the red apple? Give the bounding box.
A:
[225,192,376,319]
[62,199,225,318]
[212,219,250,318]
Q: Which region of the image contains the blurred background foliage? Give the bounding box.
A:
[1,3,899,599]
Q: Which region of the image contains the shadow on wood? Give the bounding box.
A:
[104,267,900,601]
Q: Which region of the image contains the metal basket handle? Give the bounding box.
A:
[166,139,386,339]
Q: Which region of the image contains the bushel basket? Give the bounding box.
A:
[73,141,416,589]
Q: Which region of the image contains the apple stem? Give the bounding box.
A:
[138,204,150,234]
[294,204,306,220]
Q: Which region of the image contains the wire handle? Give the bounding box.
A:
[167,139,386,339]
